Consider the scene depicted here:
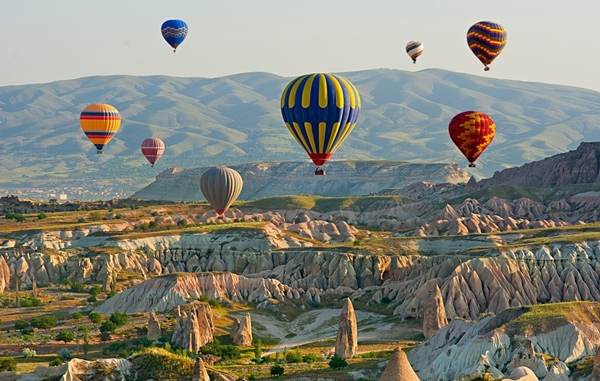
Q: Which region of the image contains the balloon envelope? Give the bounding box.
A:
[280,73,361,168]
[80,104,121,153]
[406,41,424,63]
[200,166,243,216]
[161,19,188,51]
[467,21,507,71]
[449,111,495,167]
[141,138,165,166]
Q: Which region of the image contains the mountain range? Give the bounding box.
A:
[2,68,600,193]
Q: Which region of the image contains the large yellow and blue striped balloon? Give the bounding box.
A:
[80,104,122,154]
[280,73,361,168]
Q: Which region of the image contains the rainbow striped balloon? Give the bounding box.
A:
[280,73,361,172]
[467,21,507,71]
[80,104,121,154]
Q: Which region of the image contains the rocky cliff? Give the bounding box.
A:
[409,302,600,381]
[477,142,600,189]
[132,161,469,201]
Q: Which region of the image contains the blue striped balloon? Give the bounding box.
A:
[280,73,361,170]
[161,19,188,52]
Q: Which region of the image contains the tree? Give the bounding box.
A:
[253,340,263,363]
[0,357,16,371]
[328,355,348,369]
[37,213,47,220]
[88,312,102,324]
[55,331,75,343]
[109,312,128,327]
[80,327,90,357]
[270,364,284,377]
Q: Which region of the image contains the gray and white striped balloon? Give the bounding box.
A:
[200,166,243,216]
[406,41,424,63]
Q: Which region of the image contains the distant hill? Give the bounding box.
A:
[2,69,600,193]
[132,160,469,201]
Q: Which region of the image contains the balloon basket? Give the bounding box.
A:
[484,66,490,72]
[314,167,325,176]
[96,150,103,155]
[468,163,476,168]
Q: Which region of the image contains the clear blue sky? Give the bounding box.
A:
[3,0,600,90]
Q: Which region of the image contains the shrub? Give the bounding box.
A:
[89,285,101,297]
[285,351,303,363]
[37,213,47,220]
[71,312,84,320]
[20,296,43,307]
[88,312,102,324]
[22,348,37,358]
[200,339,241,360]
[14,320,29,330]
[177,219,188,227]
[58,348,73,361]
[0,357,17,371]
[55,330,75,343]
[109,312,128,327]
[31,315,58,329]
[69,281,86,293]
[5,213,25,222]
[49,357,63,366]
[328,355,348,369]
[100,331,111,342]
[100,320,117,333]
[302,353,320,363]
[103,338,153,358]
[270,364,284,376]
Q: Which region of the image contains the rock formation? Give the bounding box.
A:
[409,303,600,381]
[0,256,10,293]
[192,357,210,381]
[95,272,304,314]
[335,298,358,359]
[378,348,420,381]
[593,349,600,381]
[146,312,162,341]
[501,367,539,381]
[60,358,133,381]
[230,313,253,346]
[171,301,214,352]
[422,284,447,338]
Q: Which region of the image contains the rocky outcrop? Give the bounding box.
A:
[477,142,600,189]
[171,301,214,352]
[94,272,305,314]
[378,348,420,381]
[409,303,600,381]
[335,298,358,359]
[147,312,162,341]
[593,349,600,380]
[0,256,10,293]
[502,367,539,381]
[60,358,133,381]
[134,161,469,201]
[422,284,447,338]
[192,357,210,381]
[230,313,253,346]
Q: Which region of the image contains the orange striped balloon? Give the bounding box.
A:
[80,104,122,154]
[448,111,495,167]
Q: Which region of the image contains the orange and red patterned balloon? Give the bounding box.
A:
[448,111,495,167]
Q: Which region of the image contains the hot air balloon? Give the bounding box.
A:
[448,111,495,167]
[280,73,361,176]
[80,104,122,154]
[141,138,165,167]
[406,41,424,64]
[200,166,243,216]
[467,21,507,71]
[161,19,188,52]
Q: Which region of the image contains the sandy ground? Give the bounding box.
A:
[247,309,419,355]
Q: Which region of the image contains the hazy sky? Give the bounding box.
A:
[3,1,600,90]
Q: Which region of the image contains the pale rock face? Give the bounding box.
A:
[192,357,210,381]
[171,301,214,353]
[335,298,358,359]
[422,284,448,338]
[409,306,600,381]
[146,312,162,341]
[0,256,10,292]
[94,272,304,314]
[501,367,539,381]
[230,313,253,346]
[378,348,420,381]
[60,358,133,381]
